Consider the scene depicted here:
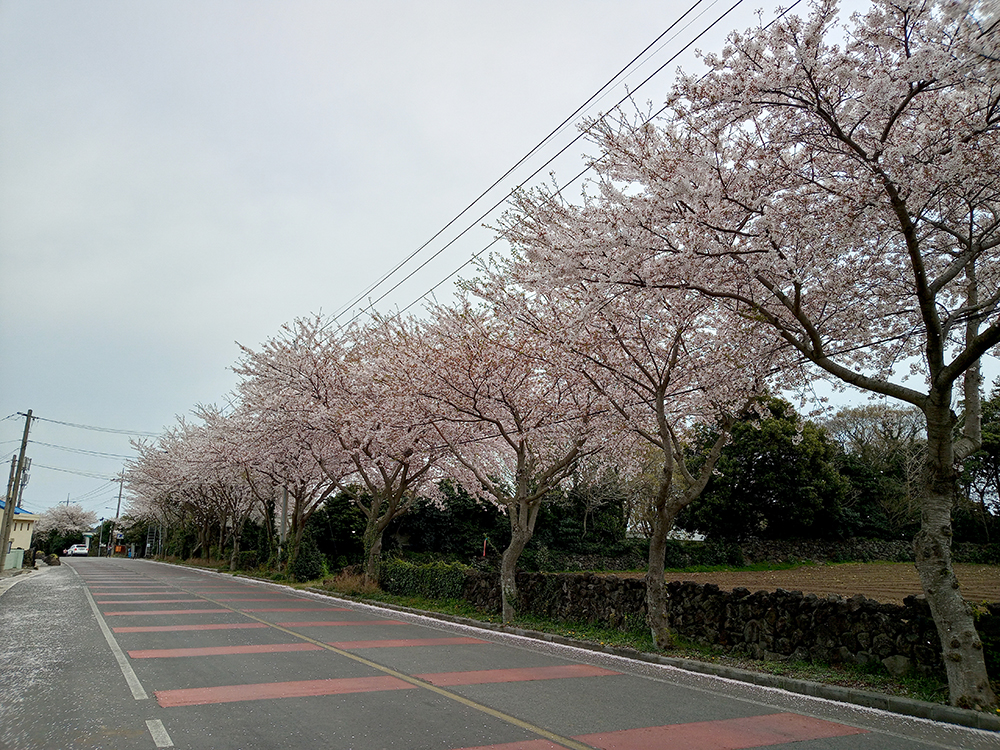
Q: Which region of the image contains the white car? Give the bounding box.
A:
[65,544,89,556]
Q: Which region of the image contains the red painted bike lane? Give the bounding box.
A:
[65,559,996,750]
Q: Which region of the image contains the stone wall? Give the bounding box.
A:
[463,570,999,677]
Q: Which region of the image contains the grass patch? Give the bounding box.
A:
[317,570,380,597]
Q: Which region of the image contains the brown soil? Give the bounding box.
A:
[618,563,999,605]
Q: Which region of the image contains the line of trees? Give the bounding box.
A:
[120,0,999,709]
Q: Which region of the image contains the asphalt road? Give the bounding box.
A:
[0,559,996,750]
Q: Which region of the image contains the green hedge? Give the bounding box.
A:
[233,550,259,571]
[380,559,471,599]
[291,535,327,582]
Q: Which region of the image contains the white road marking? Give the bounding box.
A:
[81,581,150,699]
[146,719,174,748]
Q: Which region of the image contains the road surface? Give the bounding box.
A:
[0,559,995,749]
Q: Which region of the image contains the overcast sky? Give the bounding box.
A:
[1,0,888,518]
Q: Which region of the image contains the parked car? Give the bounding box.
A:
[65,544,89,556]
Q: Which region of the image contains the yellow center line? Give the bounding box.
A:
[174,582,598,750]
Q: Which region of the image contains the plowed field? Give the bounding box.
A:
[648,563,1000,605]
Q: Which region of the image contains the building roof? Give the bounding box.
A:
[0,498,36,516]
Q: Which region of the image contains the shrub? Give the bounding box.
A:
[953,542,1000,565]
[380,559,470,599]
[290,535,326,582]
[233,550,259,571]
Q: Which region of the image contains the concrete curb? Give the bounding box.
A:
[303,587,1000,734]
[0,565,44,598]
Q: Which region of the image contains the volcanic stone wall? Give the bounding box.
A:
[463,571,999,676]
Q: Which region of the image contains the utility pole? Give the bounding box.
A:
[15,458,30,508]
[277,487,288,568]
[109,475,124,556]
[0,410,32,569]
[5,456,16,501]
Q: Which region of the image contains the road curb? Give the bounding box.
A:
[303,587,1000,734]
[0,566,38,598]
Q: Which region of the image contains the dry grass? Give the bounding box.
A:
[320,570,380,597]
[615,562,1000,605]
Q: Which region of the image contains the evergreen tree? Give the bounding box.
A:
[680,399,847,541]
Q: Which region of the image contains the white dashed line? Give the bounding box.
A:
[146,719,174,747]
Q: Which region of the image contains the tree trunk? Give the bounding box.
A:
[646,461,676,649]
[645,515,672,649]
[286,517,306,573]
[499,495,541,624]
[360,492,392,586]
[500,526,531,623]
[917,396,997,710]
[362,517,384,585]
[229,534,241,571]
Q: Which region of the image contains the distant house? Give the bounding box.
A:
[1,498,39,570]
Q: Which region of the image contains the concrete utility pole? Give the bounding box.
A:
[5,456,16,501]
[0,410,32,567]
[15,458,30,508]
[109,475,124,556]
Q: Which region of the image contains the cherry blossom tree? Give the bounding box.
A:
[503,0,997,708]
[340,320,445,581]
[235,315,443,582]
[476,259,778,646]
[125,410,263,567]
[233,320,355,571]
[34,504,98,535]
[191,405,266,569]
[389,298,605,622]
[126,421,220,559]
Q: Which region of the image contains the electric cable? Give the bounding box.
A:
[70,480,120,503]
[27,415,158,437]
[376,0,755,324]
[334,0,729,324]
[33,463,120,481]
[29,441,135,460]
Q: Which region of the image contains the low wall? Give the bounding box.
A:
[463,570,999,677]
[3,548,24,571]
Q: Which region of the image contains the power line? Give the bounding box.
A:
[27,414,158,437]
[70,480,120,503]
[372,0,813,327]
[33,463,120,481]
[29,441,135,460]
[336,0,730,325]
[377,0,753,324]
